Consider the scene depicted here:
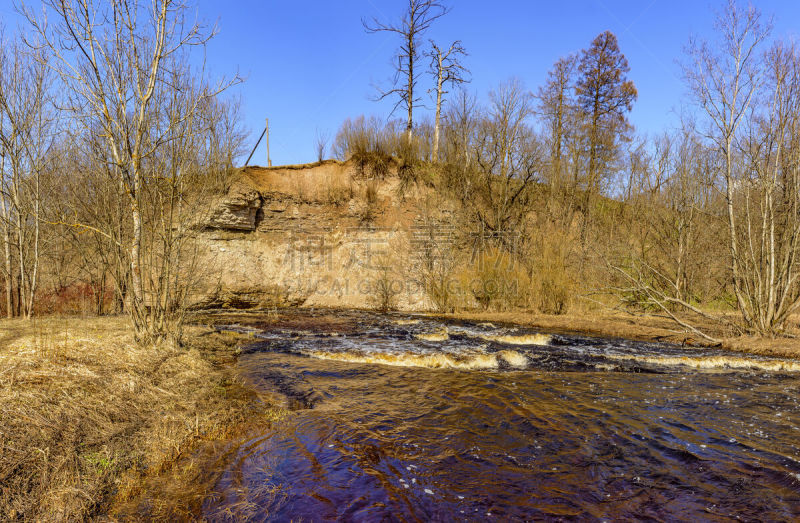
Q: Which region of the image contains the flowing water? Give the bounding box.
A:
[204,310,800,521]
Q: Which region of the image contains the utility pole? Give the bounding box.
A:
[266,117,272,167]
[244,116,273,167]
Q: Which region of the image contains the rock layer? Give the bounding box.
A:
[206,181,262,231]
[193,161,439,311]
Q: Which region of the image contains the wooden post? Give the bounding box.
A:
[244,127,265,167]
[266,117,272,167]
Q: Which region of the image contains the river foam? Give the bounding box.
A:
[301,348,502,370]
[606,353,800,372]
[475,332,552,346]
[414,329,450,342]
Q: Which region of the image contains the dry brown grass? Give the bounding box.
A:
[245,161,354,204]
[0,315,283,521]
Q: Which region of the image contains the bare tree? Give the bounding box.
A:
[470,79,542,244]
[611,131,727,342]
[22,0,237,342]
[0,106,11,317]
[536,54,578,221]
[0,33,54,318]
[363,0,449,138]
[442,88,479,167]
[682,0,799,334]
[201,95,248,190]
[314,128,330,163]
[427,40,468,162]
[734,41,800,334]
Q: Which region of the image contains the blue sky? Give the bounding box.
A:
[3,1,800,165]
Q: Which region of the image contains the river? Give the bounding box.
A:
[203,310,800,521]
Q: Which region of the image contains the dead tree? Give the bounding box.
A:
[428,40,468,162]
[363,0,449,138]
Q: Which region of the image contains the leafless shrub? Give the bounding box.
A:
[356,179,381,223]
[333,115,392,178]
[413,198,461,312]
[394,131,425,195]
[528,230,573,315]
[314,129,330,163]
[369,253,400,312]
[468,247,531,311]
[324,178,354,206]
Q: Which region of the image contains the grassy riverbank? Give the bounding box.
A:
[0,316,282,521]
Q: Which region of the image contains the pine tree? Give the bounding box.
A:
[576,31,637,199]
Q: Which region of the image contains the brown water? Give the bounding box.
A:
[204,310,800,521]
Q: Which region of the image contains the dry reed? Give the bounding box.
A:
[0,316,282,520]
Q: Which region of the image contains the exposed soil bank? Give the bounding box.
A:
[436,310,800,359]
[0,316,283,521]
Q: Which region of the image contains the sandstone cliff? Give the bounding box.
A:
[192,160,448,311]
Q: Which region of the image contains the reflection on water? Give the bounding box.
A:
[205,310,800,521]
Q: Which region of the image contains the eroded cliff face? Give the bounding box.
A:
[205,181,262,231]
[192,161,441,311]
